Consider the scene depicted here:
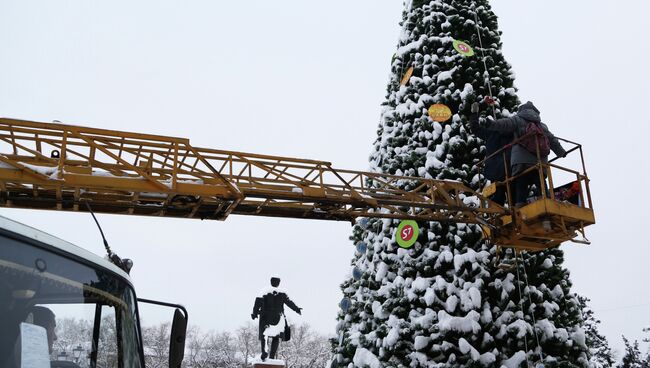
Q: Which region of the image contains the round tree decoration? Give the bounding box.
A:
[400,66,414,86]
[356,241,367,253]
[339,297,351,311]
[453,39,474,57]
[357,217,369,229]
[352,266,362,280]
[395,220,419,248]
[428,104,452,122]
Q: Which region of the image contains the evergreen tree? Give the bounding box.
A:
[641,328,650,368]
[578,296,614,368]
[618,337,644,368]
[332,1,589,367]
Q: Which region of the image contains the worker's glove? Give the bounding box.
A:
[251,314,257,320]
[481,117,494,128]
[470,102,479,114]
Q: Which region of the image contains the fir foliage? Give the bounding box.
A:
[332,1,589,367]
[578,296,614,368]
[618,337,646,368]
[642,328,650,368]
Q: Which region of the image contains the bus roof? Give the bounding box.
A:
[0,215,131,281]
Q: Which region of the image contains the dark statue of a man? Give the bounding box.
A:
[251,277,302,361]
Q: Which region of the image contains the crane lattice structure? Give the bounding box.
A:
[0,118,595,251]
[0,118,503,224]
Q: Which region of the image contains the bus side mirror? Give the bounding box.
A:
[138,298,188,368]
[169,308,187,368]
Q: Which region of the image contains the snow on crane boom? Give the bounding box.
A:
[0,118,502,224]
[0,118,595,251]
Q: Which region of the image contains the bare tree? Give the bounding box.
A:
[236,323,259,367]
[279,324,330,368]
[143,322,171,368]
[98,314,118,368]
[53,317,92,367]
[183,325,210,368]
[211,331,238,367]
[143,321,328,368]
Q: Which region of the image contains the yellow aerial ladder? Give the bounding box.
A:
[0,118,594,251]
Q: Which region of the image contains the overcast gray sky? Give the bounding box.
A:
[1,0,648,357]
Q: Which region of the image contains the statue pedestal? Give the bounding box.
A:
[253,359,286,368]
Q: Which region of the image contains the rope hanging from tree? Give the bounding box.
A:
[514,251,545,366]
[514,253,532,367]
[521,252,545,363]
[472,7,497,120]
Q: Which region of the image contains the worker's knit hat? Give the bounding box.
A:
[519,101,540,113]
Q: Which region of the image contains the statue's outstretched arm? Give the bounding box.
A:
[284,295,302,315]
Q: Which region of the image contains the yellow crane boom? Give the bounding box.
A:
[0,118,503,224]
[0,118,596,251]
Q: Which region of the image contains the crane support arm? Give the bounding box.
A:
[0,118,505,223]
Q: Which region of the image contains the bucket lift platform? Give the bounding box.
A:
[492,198,595,251]
[478,135,595,251]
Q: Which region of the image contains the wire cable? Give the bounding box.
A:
[520,252,544,363]
[472,6,497,120]
[514,253,531,367]
[596,302,650,313]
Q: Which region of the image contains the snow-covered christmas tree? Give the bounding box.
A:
[331,1,589,367]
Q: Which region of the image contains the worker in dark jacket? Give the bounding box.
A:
[469,101,513,205]
[251,277,302,360]
[483,101,567,207]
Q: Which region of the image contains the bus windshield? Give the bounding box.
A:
[0,233,143,368]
